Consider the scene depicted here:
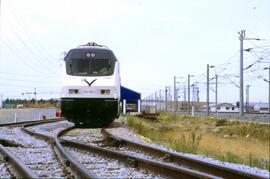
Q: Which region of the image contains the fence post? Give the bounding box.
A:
[123,99,126,114]
[138,100,141,113]
[14,112,17,123]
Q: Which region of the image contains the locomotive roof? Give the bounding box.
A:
[64,45,117,61]
[70,45,112,52]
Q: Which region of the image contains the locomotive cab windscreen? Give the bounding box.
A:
[65,50,116,76]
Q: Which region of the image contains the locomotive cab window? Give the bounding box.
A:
[66,59,114,76]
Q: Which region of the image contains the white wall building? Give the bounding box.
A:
[249,102,269,113]
[202,103,239,113]
[214,103,239,113]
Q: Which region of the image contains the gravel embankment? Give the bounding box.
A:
[108,127,270,178]
[27,120,73,138]
[0,157,12,178]
[0,126,67,178]
[66,146,162,178]
[63,126,269,178]
[62,128,175,166]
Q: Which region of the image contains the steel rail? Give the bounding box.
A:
[102,128,267,179]
[0,144,38,178]
[23,124,99,179]
[59,128,219,179]
[0,119,65,178]
[0,118,64,127]
[54,127,99,179]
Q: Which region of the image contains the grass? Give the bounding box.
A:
[126,112,270,171]
[170,132,202,154]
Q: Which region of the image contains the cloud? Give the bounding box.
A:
[191,1,209,8]
[161,16,192,23]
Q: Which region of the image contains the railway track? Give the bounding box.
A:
[60,128,216,178]
[0,119,268,178]
[102,128,267,179]
[0,141,38,178]
[0,119,66,178]
[22,120,98,178]
[27,123,175,178]
[0,119,97,178]
[62,127,268,179]
[22,121,216,178]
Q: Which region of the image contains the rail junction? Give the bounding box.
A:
[0,119,267,178]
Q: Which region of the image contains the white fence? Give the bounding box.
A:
[0,108,56,124]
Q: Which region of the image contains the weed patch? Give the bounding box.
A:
[125,114,270,171]
[170,132,202,154]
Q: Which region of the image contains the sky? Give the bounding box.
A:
[0,0,269,103]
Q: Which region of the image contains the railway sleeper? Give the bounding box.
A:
[126,157,138,168]
[98,137,126,148]
[3,155,9,162]
[0,139,22,147]
[163,153,172,162]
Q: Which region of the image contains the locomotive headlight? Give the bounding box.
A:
[86,52,95,58]
[90,52,95,58]
[100,89,110,95]
[69,89,80,94]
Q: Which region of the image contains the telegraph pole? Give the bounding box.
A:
[154,91,157,111]
[159,89,162,111]
[207,64,210,116]
[174,76,177,112]
[188,74,191,115]
[192,84,195,102]
[238,30,261,116]
[197,87,200,102]
[183,86,186,111]
[239,30,245,116]
[246,85,250,112]
[215,74,218,115]
[264,67,270,114]
[165,86,168,112]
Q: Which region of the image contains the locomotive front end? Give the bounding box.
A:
[60,43,120,127]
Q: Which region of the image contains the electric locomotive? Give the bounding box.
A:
[60,42,121,127]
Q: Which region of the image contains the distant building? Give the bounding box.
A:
[201,102,269,113]
[202,103,239,113]
[249,102,269,113]
[215,103,239,113]
[120,86,141,113]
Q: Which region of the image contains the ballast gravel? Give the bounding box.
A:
[0,159,12,178]
[108,127,270,179]
[6,146,65,178]
[0,120,268,178]
[62,129,170,165]
[0,125,67,178]
[27,120,73,138]
[63,126,269,178]
[62,128,104,143]
[66,146,162,178]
